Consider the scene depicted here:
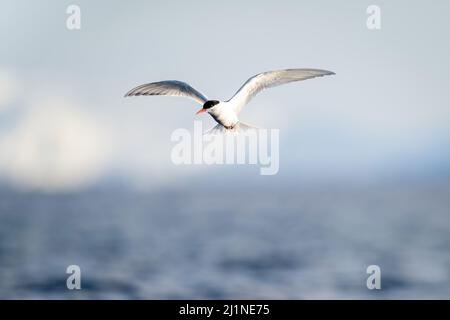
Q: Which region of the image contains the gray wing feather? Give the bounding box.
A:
[125,80,208,105]
[228,69,335,113]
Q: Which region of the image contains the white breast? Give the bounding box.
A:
[208,102,239,128]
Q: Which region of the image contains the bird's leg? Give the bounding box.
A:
[224,123,237,130]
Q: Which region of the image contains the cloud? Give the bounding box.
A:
[0,97,112,191]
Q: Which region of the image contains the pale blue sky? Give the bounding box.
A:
[0,0,449,190]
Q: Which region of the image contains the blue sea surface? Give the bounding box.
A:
[0,183,449,299]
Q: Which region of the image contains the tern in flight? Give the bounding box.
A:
[125,68,335,130]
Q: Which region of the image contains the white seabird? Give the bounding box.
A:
[125,68,335,129]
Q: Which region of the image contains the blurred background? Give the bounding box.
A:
[1,0,450,299]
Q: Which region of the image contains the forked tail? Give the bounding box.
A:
[204,121,260,135]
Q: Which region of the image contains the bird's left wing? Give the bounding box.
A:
[125,80,208,105]
[228,69,335,114]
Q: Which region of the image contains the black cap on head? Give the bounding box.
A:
[203,100,220,109]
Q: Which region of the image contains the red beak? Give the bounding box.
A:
[196,108,206,115]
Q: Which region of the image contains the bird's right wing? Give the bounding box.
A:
[125,80,208,105]
[228,69,335,114]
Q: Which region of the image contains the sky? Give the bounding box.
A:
[0,0,450,191]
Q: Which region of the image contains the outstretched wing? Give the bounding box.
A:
[125,80,208,105]
[228,69,335,113]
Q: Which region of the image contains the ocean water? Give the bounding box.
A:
[0,183,449,299]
